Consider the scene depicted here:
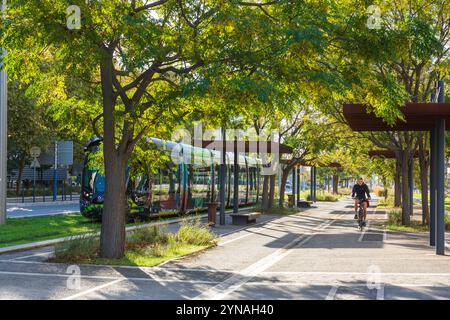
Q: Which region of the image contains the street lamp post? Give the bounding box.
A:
[0,0,7,225]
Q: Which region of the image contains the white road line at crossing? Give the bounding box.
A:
[358,221,370,242]
[244,282,446,288]
[326,285,339,300]
[377,285,385,300]
[218,211,319,246]
[62,278,124,300]
[218,226,267,246]
[193,213,346,300]
[9,251,53,261]
[0,270,219,284]
[261,271,450,276]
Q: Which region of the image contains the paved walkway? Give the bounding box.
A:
[0,199,449,300]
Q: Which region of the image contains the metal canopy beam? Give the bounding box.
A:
[436,118,446,255]
[219,128,226,225]
[429,127,436,246]
[292,167,296,207]
[344,103,450,131]
[233,139,239,214]
[346,91,448,255]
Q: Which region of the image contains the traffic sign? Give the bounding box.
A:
[30,158,40,168]
[30,146,41,158]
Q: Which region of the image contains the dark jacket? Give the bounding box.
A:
[352,183,370,200]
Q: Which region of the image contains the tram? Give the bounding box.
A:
[80,137,264,220]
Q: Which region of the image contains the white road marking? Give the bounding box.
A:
[9,251,53,261]
[218,226,267,246]
[377,284,385,300]
[326,284,339,300]
[244,282,446,288]
[0,270,219,284]
[62,278,124,300]
[218,217,280,239]
[0,259,236,274]
[358,220,370,242]
[261,271,450,276]
[193,213,345,300]
[218,211,318,246]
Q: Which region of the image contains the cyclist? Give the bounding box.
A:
[351,177,371,226]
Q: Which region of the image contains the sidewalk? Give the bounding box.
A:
[0,199,449,300]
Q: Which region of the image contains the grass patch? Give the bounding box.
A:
[384,210,429,233]
[306,192,339,202]
[50,219,217,267]
[253,204,301,215]
[376,196,396,209]
[0,214,101,248]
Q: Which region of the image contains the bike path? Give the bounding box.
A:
[0,200,449,300]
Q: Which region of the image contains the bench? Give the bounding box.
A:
[297,200,313,208]
[230,212,261,225]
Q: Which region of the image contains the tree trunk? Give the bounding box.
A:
[268,174,276,211]
[145,174,154,210]
[100,156,128,259]
[278,169,290,208]
[332,174,339,195]
[400,150,411,225]
[261,175,270,212]
[394,158,402,207]
[99,55,128,259]
[16,154,26,196]
[381,177,388,200]
[418,134,429,225]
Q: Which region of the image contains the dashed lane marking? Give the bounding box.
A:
[326,284,339,300]
[193,213,346,300]
[62,279,124,300]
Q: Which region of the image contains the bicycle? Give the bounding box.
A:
[353,198,367,231]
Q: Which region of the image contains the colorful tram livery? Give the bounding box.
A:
[80,137,264,220]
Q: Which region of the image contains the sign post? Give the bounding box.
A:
[53,141,58,201]
[0,0,7,224]
[30,147,41,203]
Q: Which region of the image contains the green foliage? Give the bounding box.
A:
[0,214,99,248]
[307,193,339,202]
[177,219,217,246]
[52,220,217,266]
[388,209,402,225]
[377,196,395,208]
[53,233,99,262]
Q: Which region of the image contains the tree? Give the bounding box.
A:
[7,81,55,195]
[4,0,318,258]
[319,0,450,225]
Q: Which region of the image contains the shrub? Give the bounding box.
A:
[52,219,217,265]
[177,219,216,246]
[388,210,402,225]
[306,193,338,202]
[338,188,352,196]
[446,215,450,231]
[377,196,395,208]
[53,233,99,262]
[126,226,168,250]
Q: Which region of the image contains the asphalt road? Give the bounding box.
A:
[1,199,449,300]
[6,202,79,218]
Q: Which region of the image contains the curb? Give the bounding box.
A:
[0,206,259,255]
[0,213,208,255]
